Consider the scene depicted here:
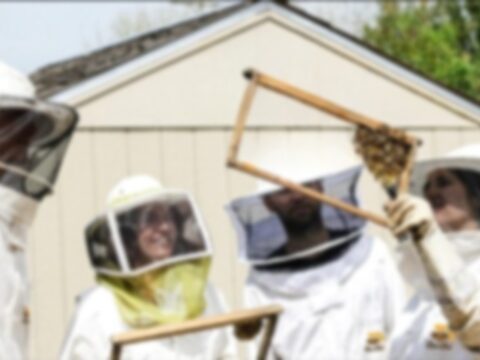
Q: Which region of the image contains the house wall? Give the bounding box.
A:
[27,10,480,359]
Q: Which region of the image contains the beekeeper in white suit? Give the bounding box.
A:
[386,144,480,359]
[227,163,405,360]
[0,61,78,359]
[61,175,235,359]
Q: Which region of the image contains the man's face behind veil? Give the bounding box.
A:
[0,110,37,167]
[264,181,323,229]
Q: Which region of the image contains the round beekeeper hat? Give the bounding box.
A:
[411,144,480,195]
[255,150,360,194]
[0,61,76,146]
[0,61,78,198]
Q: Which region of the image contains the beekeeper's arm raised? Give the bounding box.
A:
[386,194,480,350]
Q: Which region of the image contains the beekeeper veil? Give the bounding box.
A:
[86,175,212,277]
[398,144,480,298]
[0,61,78,200]
[226,159,365,268]
[86,175,212,327]
[411,144,480,235]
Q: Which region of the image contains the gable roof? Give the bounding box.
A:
[30,3,248,99]
[31,1,480,122]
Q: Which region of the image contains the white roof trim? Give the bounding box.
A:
[51,2,480,124]
[51,3,269,105]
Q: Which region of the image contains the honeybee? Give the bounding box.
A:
[354,125,411,188]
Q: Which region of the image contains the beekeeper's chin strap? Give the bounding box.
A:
[98,257,211,328]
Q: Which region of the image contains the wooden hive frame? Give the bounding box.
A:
[110,304,282,360]
[227,69,420,228]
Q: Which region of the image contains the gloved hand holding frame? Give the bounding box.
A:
[226,69,421,228]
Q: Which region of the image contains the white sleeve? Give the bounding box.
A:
[59,298,110,360]
[415,230,480,350]
[379,243,407,335]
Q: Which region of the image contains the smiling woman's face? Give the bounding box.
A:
[137,204,178,261]
[424,169,478,231]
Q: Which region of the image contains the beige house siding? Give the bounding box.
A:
[27,5,480,359]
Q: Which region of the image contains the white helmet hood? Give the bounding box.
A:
[0,62,78,200]
[107,174,164,206]
[411,144,480,195]
[255,151,361,194]
[0,61,35,98]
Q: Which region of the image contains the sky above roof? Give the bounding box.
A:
[0,1,377,74]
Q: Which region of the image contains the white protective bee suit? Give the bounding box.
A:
[387,144,480,359]
[0,61,78,360]
[61,175,236,360]
[227,165,405,360]
[0,186,37,360]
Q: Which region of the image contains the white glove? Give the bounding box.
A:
[384,194,437,241]
[386,196,480,349]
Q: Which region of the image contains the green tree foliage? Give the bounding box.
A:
[363,0,480,101]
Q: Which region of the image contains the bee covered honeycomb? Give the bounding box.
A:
[353,125,412,188]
